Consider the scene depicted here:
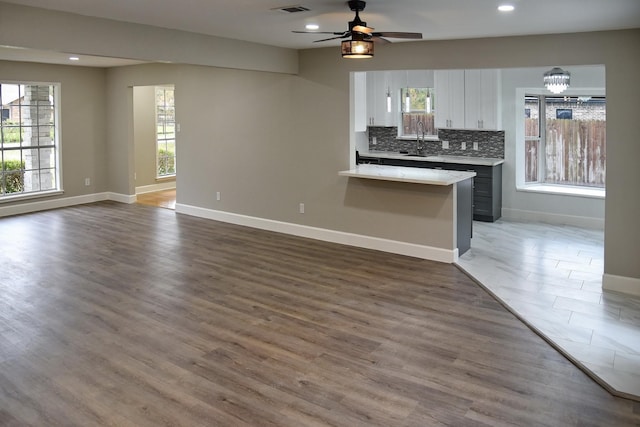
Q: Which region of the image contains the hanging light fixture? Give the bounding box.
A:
[341,39,374,58]
[543,67,571,94]
[386,87,392,113]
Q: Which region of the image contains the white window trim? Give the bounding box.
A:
[518,88,606,198]
[516,184,604,199]
[0,81,62,201]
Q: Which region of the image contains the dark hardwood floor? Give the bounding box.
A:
[1,201,638,426]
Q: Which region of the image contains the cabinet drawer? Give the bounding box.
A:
[474,196,493,216]
[474,178,492,198]
[474,166,492,179]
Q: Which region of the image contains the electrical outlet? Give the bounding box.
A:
[442,140,449,149]
[372,136,377,145]
[461,141,466,150]
[473,142,479,151]
[84,177,90,186]
[176,123,181,132]
[299,203,305,214]
[216,191,221,201]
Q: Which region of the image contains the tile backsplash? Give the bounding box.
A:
[368,127,505,158]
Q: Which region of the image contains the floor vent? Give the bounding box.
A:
[273,5,310,13]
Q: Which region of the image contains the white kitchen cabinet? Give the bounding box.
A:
[434,70,465,129]
[354,72,367,132]
[464,69,502,130]
[366,71,396,127]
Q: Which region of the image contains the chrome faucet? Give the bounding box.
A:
[416,121,425,155]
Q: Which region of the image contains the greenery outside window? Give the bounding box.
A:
[1,83,60,199]
[524,94,605,189]
[400,87,436,137]
[156,86,176,178]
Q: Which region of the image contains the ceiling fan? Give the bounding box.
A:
[293,0,423,58]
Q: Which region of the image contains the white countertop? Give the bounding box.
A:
[360,151,504,167]
[339,164,476,186]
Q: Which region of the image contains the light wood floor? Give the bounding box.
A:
[1,202,639,426]
[136,189,176,210]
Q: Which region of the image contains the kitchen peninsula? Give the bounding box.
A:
[339,164,475,256]
[358,151,504,222]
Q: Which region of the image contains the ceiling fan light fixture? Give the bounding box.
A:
[341,39,374,58]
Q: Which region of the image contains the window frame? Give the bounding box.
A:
[0,81,63,203]
[520,92,606,197]
[398,87,437,139]
[155,86,176,179]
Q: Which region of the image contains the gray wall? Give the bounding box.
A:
[0,60,107,199]
[0,1,638,292]
[133,86,161,189]
[0,2,297,74]
[296,31,640,288]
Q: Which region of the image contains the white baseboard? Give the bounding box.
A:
[176,203,458,263]
[603,274,640,297]
[135,182,176,195]
[502,208,604,230]
[0,192,109,217]
[0,192,136,217]
[107,193,137,204]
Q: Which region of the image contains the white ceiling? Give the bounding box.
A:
[1,0,640,66]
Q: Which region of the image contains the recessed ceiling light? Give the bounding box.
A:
[498,4,515,12]
[305,24,319,30]
[69,56,80,61]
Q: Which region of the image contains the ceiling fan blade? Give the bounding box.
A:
[371,36,391,44]
[313,34,352,43]
[292,31,346,35]
[371,32,423,39]
[352,25,374,34]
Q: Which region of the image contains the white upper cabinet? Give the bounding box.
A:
[464,69,502,130]
[435,69,502,131]
[366,71,396,127]
[353,72,367,132]
[434,70,465,129]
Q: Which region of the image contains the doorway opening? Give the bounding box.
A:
[133,84,176,210]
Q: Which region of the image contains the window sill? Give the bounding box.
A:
[517,184,605,199]
[156,175,176,182]
[0,190,64,204]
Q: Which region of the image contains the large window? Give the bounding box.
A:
[0,83,59,199]
[156,86,176,178]
[525,95,606,188]
[400,87,436,137]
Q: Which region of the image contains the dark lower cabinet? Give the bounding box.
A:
[456,177,473,254]
[358,156,502,222]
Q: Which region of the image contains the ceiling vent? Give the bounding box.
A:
[274,5,310,13]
